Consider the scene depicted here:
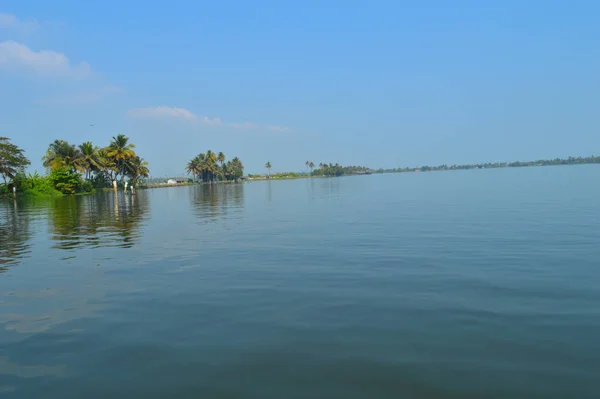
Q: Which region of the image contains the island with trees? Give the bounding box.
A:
[0,134,149,198]
[186,151,244,182]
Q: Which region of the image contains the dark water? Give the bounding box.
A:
[1,166,599,398]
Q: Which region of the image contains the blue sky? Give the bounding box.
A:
[1,1,599,175]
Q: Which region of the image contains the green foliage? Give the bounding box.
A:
[10,171,62,197]
[0,137,31,184]
[187,151,244,182]
[311,163,371,177]
[80,181,95,193]
[50,166,84,195]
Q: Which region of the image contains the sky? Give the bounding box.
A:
[1,0,599,176]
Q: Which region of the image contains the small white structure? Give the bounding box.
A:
[167,178,187,185]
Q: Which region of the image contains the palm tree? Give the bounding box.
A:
[42,140,83,171]
[230,157,244,180]
[105,134,136,181]
[125,156,149,186]
[205,150,217,182]
[79,141,100,180]
[218,152,226,166]
[265,161,271,177]
[309,161,315,175]
[305,160,310,173]
[97,149,117,181]
[186,157,201,181]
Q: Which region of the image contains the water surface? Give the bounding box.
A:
[1,166,599,398]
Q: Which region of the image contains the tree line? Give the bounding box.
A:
[0,135,149,196]
[186,151,244,182]
[374,155,600,174]
[310,162,372,177]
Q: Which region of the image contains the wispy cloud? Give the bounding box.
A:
[0,12,40,33]
[127,106,197,121]
[39,85,124,106]
[126,105,290,132]
[267,125,290,132]
[0,41,92,78]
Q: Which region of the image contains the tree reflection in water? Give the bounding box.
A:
[189,183,244,223]
[0,199,32,271]
[49,191,150,250]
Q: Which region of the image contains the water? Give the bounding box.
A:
[1,166,599,398]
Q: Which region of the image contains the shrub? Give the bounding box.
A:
[50,166,83,195]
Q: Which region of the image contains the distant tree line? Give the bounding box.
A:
[310,162,372,177]
[374,155,600,174]
[186,151,244,182]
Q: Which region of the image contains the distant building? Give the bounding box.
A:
[167,178,187,184]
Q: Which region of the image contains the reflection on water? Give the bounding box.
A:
[49,191,149,250]
[189,183,244,221]
[0,200,32,270]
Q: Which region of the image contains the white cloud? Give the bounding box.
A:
[229,122,255,129]
[127,106,197,120]
[267,125,290,132]
[126,105,290,132]
[0,13,40,33]
[39,85,125,106]
[202,116,221,125]
[0,41,92,78]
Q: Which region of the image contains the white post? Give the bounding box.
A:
[124,181,128,193]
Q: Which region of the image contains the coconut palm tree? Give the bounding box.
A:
[186,157,201,181]
[105,134,136,181]
[78,141,100,180]
[309,161,315,175]
[229,157,244,180]
[265,161,271,177]
[125,156,150,186]
[42,140,83,171]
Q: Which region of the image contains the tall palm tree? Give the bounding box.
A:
[105,134,136,181]
[218,152,226,166]
[125,156,150,186]
[42,140,83,171]
[186,157,201,181]
[97,149,117,181]
[309,161,315,175]
[79,141,100,180]
[305,160,310,173]
[265,161,271,177]
[230,157,244,180]
[205,150,217,182]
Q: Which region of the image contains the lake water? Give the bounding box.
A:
[1,166,599,398]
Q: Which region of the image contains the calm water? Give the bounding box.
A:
[1,166,599,398]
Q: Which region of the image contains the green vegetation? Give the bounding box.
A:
[374,155,600,174]
[311,163,372,177]
[186,151,244,182]
[247,172,304,179]
[0,137,30,186]
[265,161,272,177]
[1,134,149,198]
